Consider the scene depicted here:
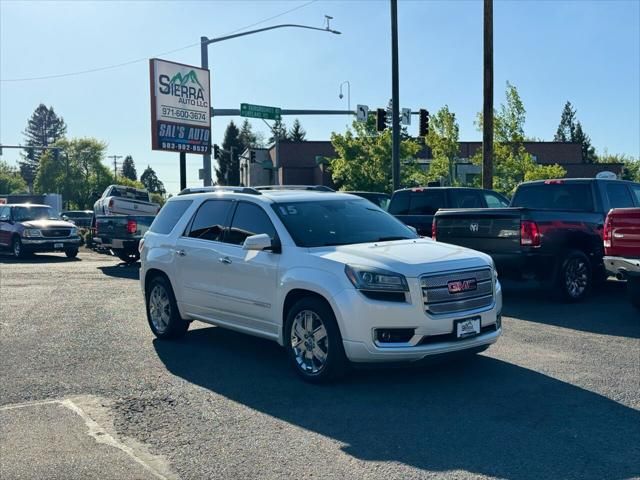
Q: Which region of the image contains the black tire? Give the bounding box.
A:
[65,248,79,259]
[145,275,189,339]
[12,236,26,259]
[284,296,348,383]
[628,277,640,310]
[557,250,592,302]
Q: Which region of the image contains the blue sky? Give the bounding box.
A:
[1,0,639,194]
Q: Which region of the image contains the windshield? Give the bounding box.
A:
[272,199,418,247]
[13,206,59,221]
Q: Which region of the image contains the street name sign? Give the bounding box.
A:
[401,108,411,125]
[150,58,211,154]
[356,104,369,122]
[240,103,282,120]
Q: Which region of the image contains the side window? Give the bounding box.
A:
[226,202,277,246]
[483,192,510,208]
[606,183,635,208]
[451,190,484,209]
[388,192,410,215]
[0,207,8,220]
[187,200,233,242]
[149,200,193,234]
[630,184,640,206]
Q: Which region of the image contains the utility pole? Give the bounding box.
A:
[390,0,401,192]
[482,0,494,189]
[107,155,123,182]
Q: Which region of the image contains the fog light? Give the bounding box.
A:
[375,328,415,344]
[496,314,502,330]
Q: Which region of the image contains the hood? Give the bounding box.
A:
[20,219,76,229]
[309,238,493,278]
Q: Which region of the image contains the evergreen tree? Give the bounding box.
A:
[239,119,258,150]
[121,155,137,181]
[20,104,67,185]
[268,119,289,144]
[553,101,597,162]
[217,121,243,185]
[554,101,576,142]
[140,166,166,194]
[574,121,597,163]
[289,119,307,142]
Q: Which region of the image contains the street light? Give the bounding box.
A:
[199,18,341,186]
[339,80,351,118]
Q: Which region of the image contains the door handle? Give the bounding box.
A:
[176,249,186,257]
[218,256,232,264]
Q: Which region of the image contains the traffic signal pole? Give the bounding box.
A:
[390,0,401,192]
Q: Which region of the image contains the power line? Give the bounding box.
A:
[0,1,318,83]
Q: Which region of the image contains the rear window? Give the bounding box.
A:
[511,184,594,211]
[149,200,193,234]
[388,190,446,215]
[450,190,484,208]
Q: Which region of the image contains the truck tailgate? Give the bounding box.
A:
[96,215,155,240]
[434,208,523,254]
[110,198,159,216]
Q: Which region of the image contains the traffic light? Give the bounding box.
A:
[250,150,256,163]
[419,109,430,137]
[376,108,387,132]
[213,144,220,159]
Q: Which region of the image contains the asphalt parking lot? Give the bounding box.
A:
[1,248,638,480]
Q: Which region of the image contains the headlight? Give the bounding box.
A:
[23,229,42,238]
[70,227,78,236]
[345,265,409,292]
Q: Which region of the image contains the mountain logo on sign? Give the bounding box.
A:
[169,70,204,90]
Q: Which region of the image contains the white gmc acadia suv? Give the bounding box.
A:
[140,187,502,382]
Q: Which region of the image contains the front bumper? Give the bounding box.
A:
[21,237,81,251]
[604,256,640,279]
[332,278,502,363]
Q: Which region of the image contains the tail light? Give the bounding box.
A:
[603,214,612,248]
[108,199,114,209]
[520,220,540,247]
[126,219,137,234]
[432,217,437,241]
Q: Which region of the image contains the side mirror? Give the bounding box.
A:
[242,233,279,252]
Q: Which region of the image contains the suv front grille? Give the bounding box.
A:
[421,268,494,315]
[41,229,71,238]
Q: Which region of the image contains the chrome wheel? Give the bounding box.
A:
[290,310,329,375]
[564,258,589,298]
[149,285,171,333]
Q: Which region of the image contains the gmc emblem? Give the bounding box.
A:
[447,278,477,294]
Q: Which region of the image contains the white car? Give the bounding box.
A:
[140,187,502,382]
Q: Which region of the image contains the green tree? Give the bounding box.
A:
[239,119,258,150]
[217,121,243,185]
[20,104,67,185]
[553,100,597,163]
[554,101,577,142]
[268,119,289,144]
[140,166,166,194]
[289,119,307,142]
[35,138,112,208]
[121,155,137,181]
[425,106,460,185]
[474,82,566,194]
[0,161,28,194]
[329,116,423,192]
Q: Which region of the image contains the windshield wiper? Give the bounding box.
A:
[374,236,412,242]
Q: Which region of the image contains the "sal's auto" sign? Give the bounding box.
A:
[149,58,211,154]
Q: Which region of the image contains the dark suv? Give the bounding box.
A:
[0,204,81,258]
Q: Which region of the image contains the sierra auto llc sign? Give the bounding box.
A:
[149,58,211,154]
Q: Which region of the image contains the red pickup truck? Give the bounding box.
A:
[603,208,640,310]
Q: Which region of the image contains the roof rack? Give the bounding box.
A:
[254,185,335,192]
[177,186,261,196]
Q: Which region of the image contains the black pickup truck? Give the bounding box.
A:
[93,215,155,263]
[433,178,640,301]
[388,187,510,237]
